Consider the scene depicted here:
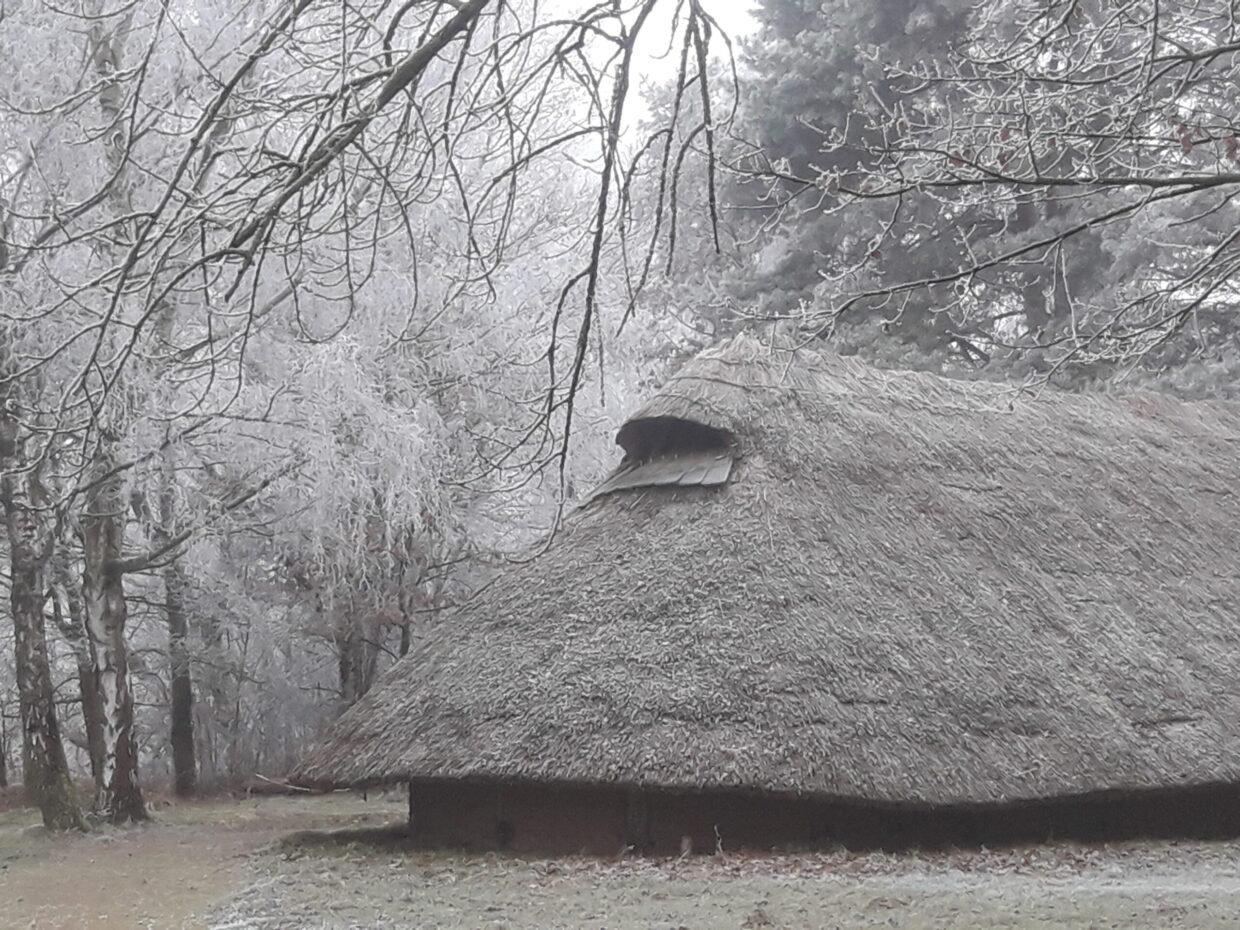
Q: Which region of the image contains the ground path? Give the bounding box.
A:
[0,793,387,929]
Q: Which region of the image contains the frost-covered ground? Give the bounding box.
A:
[212,815,1240,929]
[5,792,1240,929]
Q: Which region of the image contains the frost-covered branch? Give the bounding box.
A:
[760,0,1240,372]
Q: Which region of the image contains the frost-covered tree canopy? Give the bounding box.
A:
[0,0,730,812]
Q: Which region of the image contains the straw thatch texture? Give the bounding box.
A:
[295,334,1240,806]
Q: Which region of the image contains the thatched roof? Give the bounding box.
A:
[295,334,1240,806]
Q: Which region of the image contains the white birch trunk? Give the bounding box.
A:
[81,462,147,823]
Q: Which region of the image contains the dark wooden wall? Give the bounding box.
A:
[407,778,1240,857]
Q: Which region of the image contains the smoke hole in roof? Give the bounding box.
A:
[588,416,735,500]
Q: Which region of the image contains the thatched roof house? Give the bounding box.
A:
[296,334,1240,853]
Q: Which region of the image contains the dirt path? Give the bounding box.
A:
[1,820,260,929]
[0,794,390,930]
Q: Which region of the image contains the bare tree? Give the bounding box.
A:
[1,0,733,821]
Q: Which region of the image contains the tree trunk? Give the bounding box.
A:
[73,650,108,792]
[0,393,83,829]
[10,565,83,829]
[153,418,198,797]
[165,559,197,797]
[49,564,107,793]
[82,472,147,823]
[191,579,229,785]
[336,616,381,711]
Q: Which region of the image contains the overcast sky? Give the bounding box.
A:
[625,1,758,131]
[705,1,759,40]
[633,0,758,79]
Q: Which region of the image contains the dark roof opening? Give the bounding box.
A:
[615,416,731,460]
[588,416,735,500]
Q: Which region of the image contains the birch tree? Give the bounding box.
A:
[0,372,84,828]
[0,20,86,824]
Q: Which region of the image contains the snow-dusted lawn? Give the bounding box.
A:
[213,798,1240,930]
